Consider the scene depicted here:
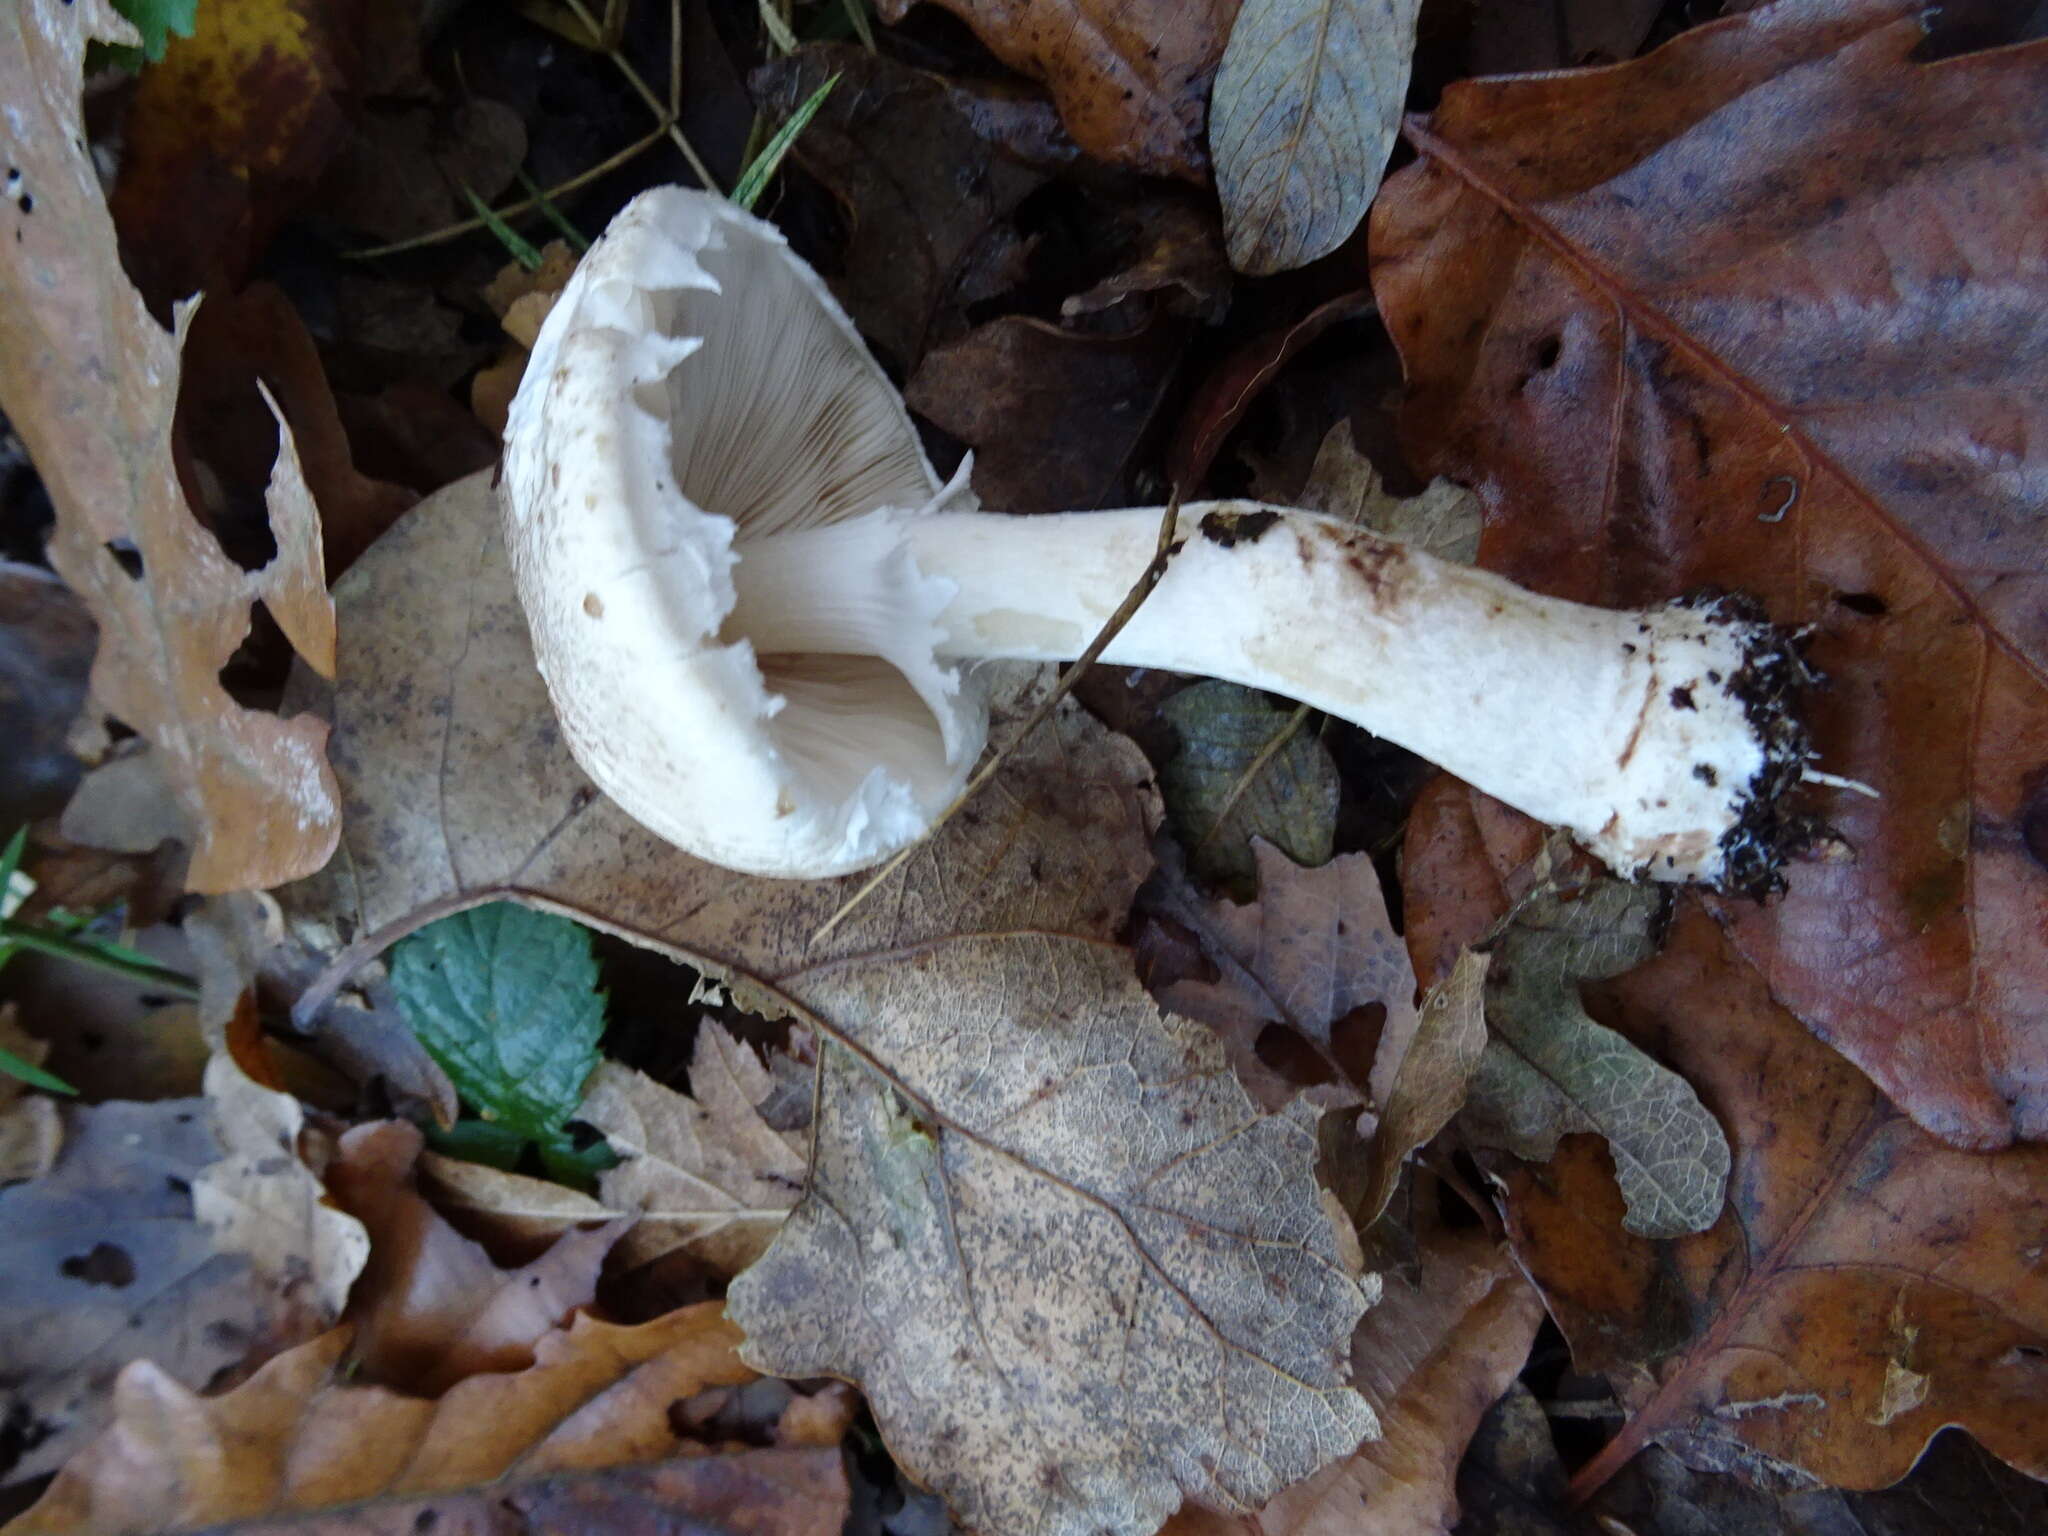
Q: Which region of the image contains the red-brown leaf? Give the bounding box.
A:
[1371,0,2048,1148]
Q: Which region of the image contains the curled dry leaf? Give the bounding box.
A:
[0,1052,367,1487]
[876,0,1239,181]
[1462,880,1731,1239]
[5,1303,845,1536]
[1166,1203,1543,1536]
[1,0,342,895]
[1211,0,1421,274]
[1372,0,2048,1148]
[579,1023,808,1275]
[325,1120,625,1396]
[1144,841,1416,1113]
[1354,952,1486,1229]
[279,470,1377,1536]
[1403,780,2048,1495]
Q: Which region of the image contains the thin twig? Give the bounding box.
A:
[810,494,1188,947]
[560,0,721,193]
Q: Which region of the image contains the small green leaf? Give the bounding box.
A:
[0,1044,75,1096]
[107,0,200,64]
[732,73,839,213]
[390,903,606,1144]
[1159,682,1338,897]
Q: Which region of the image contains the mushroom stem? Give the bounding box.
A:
[729,501,1810,889]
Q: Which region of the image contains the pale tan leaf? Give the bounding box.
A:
[414,1150,621,1246]
[1211,0,1421,273]
[1462,882,1730,1238]
[580,1024,807,1274]
[1290,423,1480,565]
[0,1008,63,1182]
[1356,952,1487,1227]
[0,1053,364,1486]
[0,0,339,893]
[1166,1207,1542,1536]
[326,1120,624,1395]
[280,470,1377,1536]
[1149,841,1418,1112]
[4,1303,839,1536]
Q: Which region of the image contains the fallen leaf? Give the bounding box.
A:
[580,1025,808,1275]
[1466,0,1664,72]
[415,1151,620,1248]
[877,0,1240,180]
[1355,952,1487,1228]
[1461,879,1731,1239]
[0,1007,63,1183]
[1143,841,1415,1112]
[752,45,1061,374]
[0,563,94,829]
[0,1052,366,1486]
[904,313,1191,513]
[1449,1381,1570,1536]
[1211,0,1420,273]
[325,1120,624,1396]
[1284,423,1479,566]
[1,0,342,895]
[1158,684,1339,896]
[1167,1194,1543,1536]
[6,1303,845,1536]
[280,470,1377,1535]
[108,0,355,311]
[1402,781,2048,1494]
[315,97,528,243]
[1062,192,1233,325]
[1372,0,2048,1148]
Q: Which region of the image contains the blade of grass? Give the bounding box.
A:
[732,74,838,212]
[757,0,798,54]
[463,187,545,270]
[1,1044,75,1096]
[513,168,591,252]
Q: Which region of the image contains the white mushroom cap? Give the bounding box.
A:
[500,188,986,878]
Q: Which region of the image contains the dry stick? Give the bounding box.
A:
[560,0,722,193]
[1191,700,1314,860]
[809,494,1187,947]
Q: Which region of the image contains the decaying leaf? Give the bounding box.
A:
[752,45,1061,374]
[1354,952,1487,1228]
[279,470,1377,1536]
[1211,0,1421,273]
[325,1120,624,1396]
[1461,880,1730,1239]
[1143,841,1415,1112]
[6,1303,845,1536]
[1158,685,1339,896]
[1372,0,2048,1149]
[1167,1200,1542,1536]
[1403,781,2048,1494]
[1285,423,1480,566]
[580,1024,808,1275]
[0,1007,63,1183]
[0,1052,366,1487]
[876,0,1239,180]
[414,1150,621,1249]
[1,0,341,895]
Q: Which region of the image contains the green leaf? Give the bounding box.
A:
[732,73,838,212]
[0,1044,75,1096]
[109,0,199,63]
[1158,681,1338,898]
[389,903,606,1144]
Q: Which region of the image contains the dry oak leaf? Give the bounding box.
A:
[877,0,1240,181]
[580,1024,808,1275]
[0,1052,368,1488]
[325,1120,626,1396]
[1165,1198,1542,1536]
[1143,841,1418,1113]
[1370,0,2048,1148]
[1352,952,1486,1229]
[278,470,1377,1536]
[0,0,341,895]
[1284,422,1480,567]
[4,1303,846,1536]
[1402,779,2048,1497]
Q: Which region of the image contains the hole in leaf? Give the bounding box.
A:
[1533,334,1562,369]
[1833,591,1889,617]
[104,539,143,579]
[1330,1001,1388,1088]
[60,1242,136,1288]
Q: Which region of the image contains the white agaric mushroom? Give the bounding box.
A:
[502,188,1811,886]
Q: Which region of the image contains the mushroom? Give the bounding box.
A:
[501,188,1811,886]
